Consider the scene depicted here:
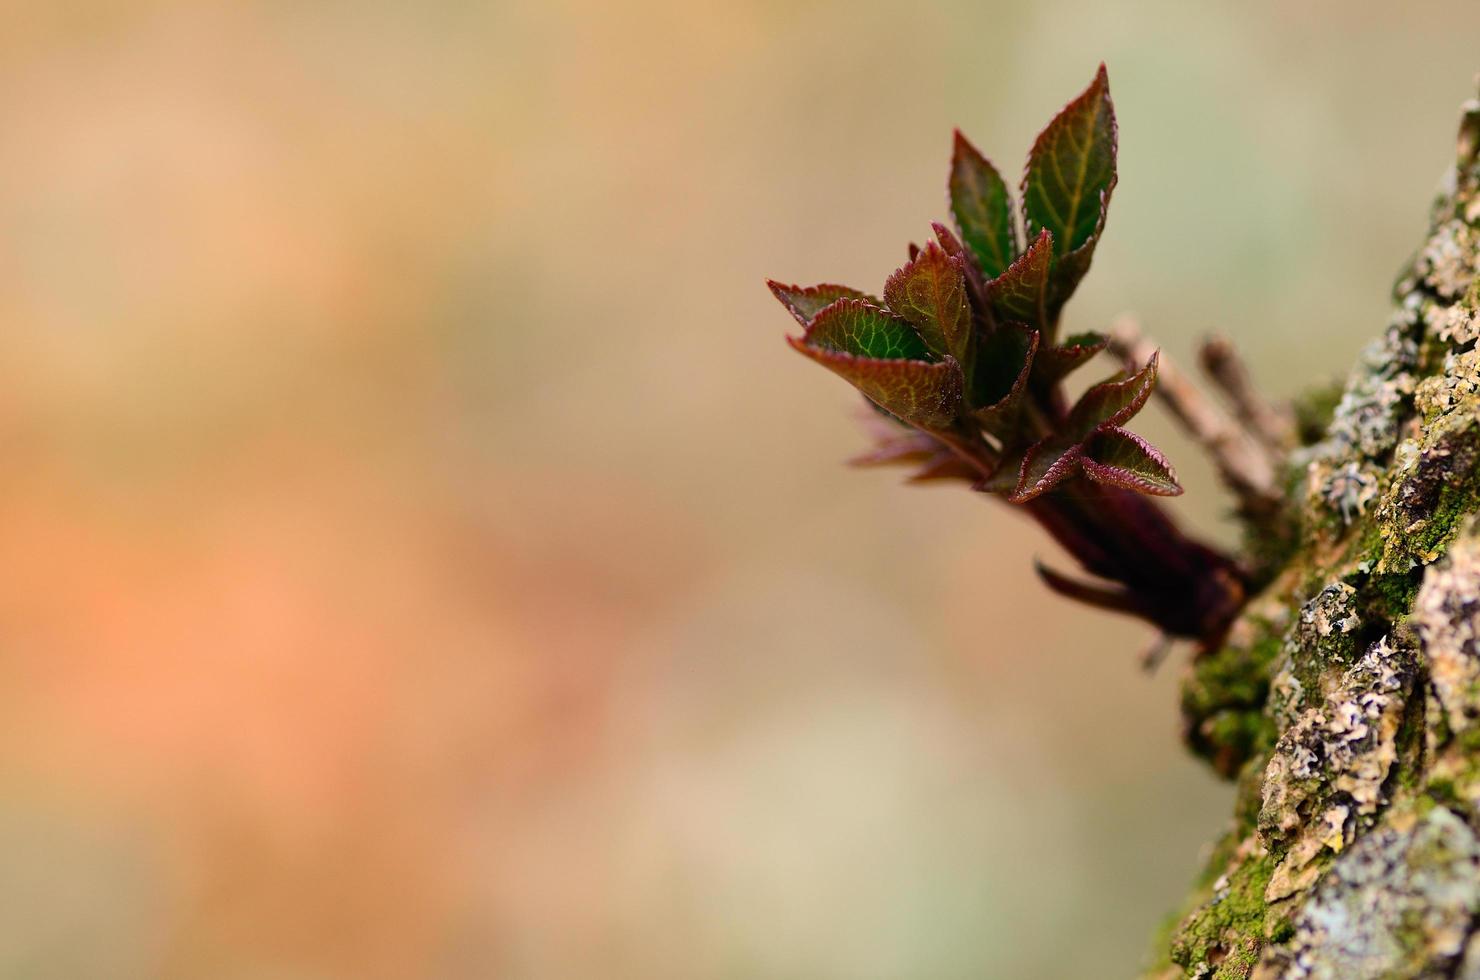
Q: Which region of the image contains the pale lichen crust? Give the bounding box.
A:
[1254,805,1480,980]
[1155,88,1480,980]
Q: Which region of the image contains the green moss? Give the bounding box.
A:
[1385,664,1430,800]
[1360,570,1423,624]
[1378,411,1480,572]
[1456,726,1480,754]
[1170,851,1281,979]
[1202,711,1277,775]
[1406,472,1480,563]
[1183,631,1284,778]
[1427,776,1459,807]
[1188,633,1282,709]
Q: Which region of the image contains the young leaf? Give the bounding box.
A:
[848,428,939,468]
[1034,561,1153,619]
[971,324,1039,438]
[1032,331,1107,387]
[907,452,978,483]
[1022,65,1117,260]
[974,447,1026,495]
[788,339,964,428]
[1080,426,1182,495]
[1065,352,1158,437]
[1048,204,1109,310]
[950,130,1018,279]
[850,411,975,481]
[1007,436,1081,502]
[767,281,876,326]
[929,221,991,317]
[985,229,1053,335]
[883,241,972,363]
[802,298,933,361]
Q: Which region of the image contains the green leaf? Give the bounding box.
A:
[801,298,932,361]
[971,321,1037,408]
[971,324,1039,439]
[950,130,1018,279]
[1080,426,1182,495]
[788,338,963,429]
[1032,331,1107,387]
[884,241,972,363]
[767,281,876,326]
[985,229,1053,335]
[1049,213,1108,310]
[1007,436,1081,502]
[790,301,961,426]
[1066,352,1158,438]
[1022,64,1117,260]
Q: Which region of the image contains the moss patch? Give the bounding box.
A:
[1169,850,1283,979]
[1183,631,1283,778]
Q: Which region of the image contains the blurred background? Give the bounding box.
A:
[0,1,1477,977]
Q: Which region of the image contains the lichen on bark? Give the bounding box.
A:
[1150,84,1480,979]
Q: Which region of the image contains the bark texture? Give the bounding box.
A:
[1149,84,1480,979]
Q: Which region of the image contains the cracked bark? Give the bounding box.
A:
[1146,83,1480,979]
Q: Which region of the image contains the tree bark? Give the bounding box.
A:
[1149,82,1480,979]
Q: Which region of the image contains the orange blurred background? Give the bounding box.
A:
[0,2,1477,977]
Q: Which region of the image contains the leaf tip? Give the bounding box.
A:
[950,128,977,159]
[767,279,804,320]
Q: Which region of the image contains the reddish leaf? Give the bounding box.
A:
[907,452,978,483]
[1034,562,1153,619]
[848,429,939,468]
[930,221,991,316]
[931,221,969,259]
[767,281,876,326]
[851,410,975,482]
[985,229,1053,335]
[950,130,1018,279]
[973,447,1026,494]
[883,241,972,363]
[1066,352,1158,437]
[801,298,932,361]
[1032,331,1107,387]
[1081,427,1182,495]
[788,338,963,428]
[1007,436,1082,502]
[1022,64,1117,259]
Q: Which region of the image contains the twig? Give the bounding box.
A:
[1107,315,1282,515]
[1199,333,1296,453]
